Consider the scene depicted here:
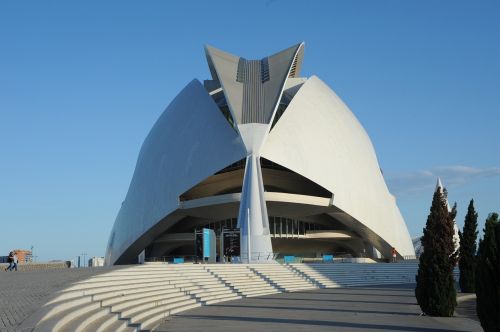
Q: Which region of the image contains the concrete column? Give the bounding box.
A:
[238,154,273,263]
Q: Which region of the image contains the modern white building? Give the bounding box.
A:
[88,256,105,267]
[105,43,415,265]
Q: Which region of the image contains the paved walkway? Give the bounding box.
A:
[156,284,482,332]
[455,294,479,322]
[0,267,120,332]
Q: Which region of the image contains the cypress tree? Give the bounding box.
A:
[458,199,478,293]
[415,188,457,316]
[475,213,500,332]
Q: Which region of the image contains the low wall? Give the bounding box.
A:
[0,261,70,272]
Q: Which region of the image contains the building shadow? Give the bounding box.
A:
[178,314,468,332]
[212,303,419,317]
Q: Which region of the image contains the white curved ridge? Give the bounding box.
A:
[261,75,414,257]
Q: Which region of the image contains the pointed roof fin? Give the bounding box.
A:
[204,45,242,125]
[204,43,305,125]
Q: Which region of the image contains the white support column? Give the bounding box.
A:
[238,154,273,263]
[247,208,251,263]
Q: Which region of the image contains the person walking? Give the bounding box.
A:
[11,252,18,271]
[5,251,15,271]
[391,247,397,263]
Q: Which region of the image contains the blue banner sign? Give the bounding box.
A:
[323,254,333,263]
[284,255,295,264]
[173,257,184,264]
[203,228,215,259]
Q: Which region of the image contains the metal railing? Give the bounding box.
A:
[238,252,277,262]
[144,253,420,265]
[144,255,198,263]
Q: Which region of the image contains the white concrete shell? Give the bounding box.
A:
[261,76,415,258]
[105,79,247,265]
[105,44,415,265]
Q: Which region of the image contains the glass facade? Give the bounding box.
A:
[194,216,326,238]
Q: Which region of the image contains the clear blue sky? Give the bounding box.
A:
[1,1,499,262]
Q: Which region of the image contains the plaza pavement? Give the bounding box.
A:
[0,267,120,332]
[156,284,482,332]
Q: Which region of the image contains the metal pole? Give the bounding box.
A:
[194,229,197,262]
[81,252,87,267]
[247,208,251,263]
[220,228,224,264]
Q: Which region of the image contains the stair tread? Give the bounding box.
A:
[60,306,109,332]
[37,301,100,332]
[136,301,202,331]
[129,298,200,324]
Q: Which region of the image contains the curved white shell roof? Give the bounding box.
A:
[261,75,415,257]
[106,80,247,264]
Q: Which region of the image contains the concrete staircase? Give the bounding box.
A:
[204,264,280,297]
[31,262,447,331]
[249,264,317,292]
[287,263,459,288]
[33,264,203,332]
[167,264,242,305]
[287,263,417,287]
[203,264,319,296]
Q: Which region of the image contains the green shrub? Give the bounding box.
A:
[475,213,500,331]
